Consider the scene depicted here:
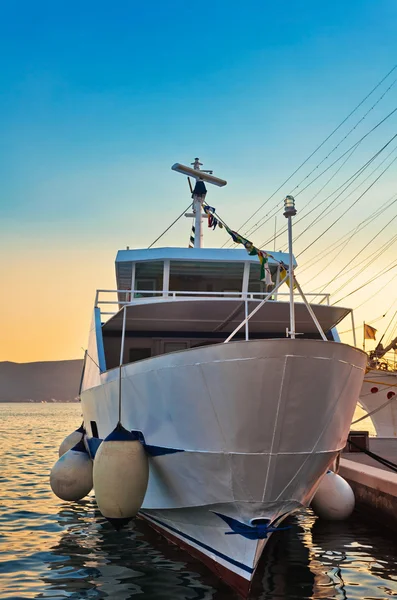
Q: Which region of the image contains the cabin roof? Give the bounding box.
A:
[116,247,296,267]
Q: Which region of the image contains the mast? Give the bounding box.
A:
[171,159,227,249]
[191,158,207,248]
[372,335,397,360]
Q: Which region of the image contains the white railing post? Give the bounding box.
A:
[130,263,136,301]
[119,305,127,366]
[163,260,170,297]
[245,298,249,341]
[224,277,286,343]
[242,262,250,297]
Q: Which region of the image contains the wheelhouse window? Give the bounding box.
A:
[135,261,163,297]
[116,261,133,304]
[169,261,244,294]
[248,262,274,295]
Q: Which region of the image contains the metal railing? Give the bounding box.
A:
[95,288,331,321]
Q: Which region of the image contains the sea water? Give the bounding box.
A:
[1,403,396,599]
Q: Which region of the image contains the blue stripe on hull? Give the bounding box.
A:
[86,435,184,458]
[139,511,254,574]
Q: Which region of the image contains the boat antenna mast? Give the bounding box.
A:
[171,158,227,248]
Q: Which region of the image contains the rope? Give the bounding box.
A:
[81,347,100,370]
[347,438,397,473]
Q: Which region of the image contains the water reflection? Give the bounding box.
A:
[41,501,222,599]
[2,404,397,600]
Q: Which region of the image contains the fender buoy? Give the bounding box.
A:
[59,424,85,457]
[311,471,355,520]
[93,423,149,529]
[50,438,93,501]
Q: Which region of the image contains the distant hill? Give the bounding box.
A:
[0,360,83,402]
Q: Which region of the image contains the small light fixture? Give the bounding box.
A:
[283,195,297,218]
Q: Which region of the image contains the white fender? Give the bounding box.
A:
[311,471,355,520]
[50,439,93,501]
[59,424,85,457]
[93,424,149,528]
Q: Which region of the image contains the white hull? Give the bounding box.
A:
[359,369,397,437]
[81,338,366,594]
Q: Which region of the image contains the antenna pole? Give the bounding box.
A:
[191,158,206,248]
[175,158,224,248]
[284,196,297,339]
[193,195,203,248]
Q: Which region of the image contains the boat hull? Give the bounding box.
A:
[81,338,366,595]
[359,369,397,437]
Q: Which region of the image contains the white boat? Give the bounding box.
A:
[356,339,397,440]
[79,160,366,596]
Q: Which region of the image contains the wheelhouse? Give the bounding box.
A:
[88,247,352,373]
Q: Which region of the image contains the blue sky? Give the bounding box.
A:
[1,0,396,231]
[1,0,397,360]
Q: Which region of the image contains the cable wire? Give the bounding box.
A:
[297,145,397,257]
[148,203,192,248]
[233,64,397,236]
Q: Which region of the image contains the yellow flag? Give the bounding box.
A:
[280,266,297,290]
[364,324,377,340]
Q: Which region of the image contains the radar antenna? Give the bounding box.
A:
[171,158,227,248]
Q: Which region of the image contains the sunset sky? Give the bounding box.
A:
[1,0,397,362]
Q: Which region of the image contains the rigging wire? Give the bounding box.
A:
[328,232,397,299]
[293,108,397,199]
[231,64,397,237]
[297,146,397,258]
[260,145,359,249]
[270,142,397,252]
[281,141,397,251]
[288,76,397,196]
[313,212,397,296]
[385,316,397,347]
[338,311,392,335]
[148,202,192,249]
[332,258,397,304]
[354,278,397,311]
[232,105,397,248]
[378,305,397,347]
[303,227,361,288]
[297,193,397,276]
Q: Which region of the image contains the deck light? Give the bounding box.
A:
[283,195,297,218]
